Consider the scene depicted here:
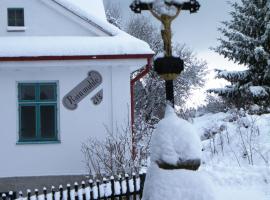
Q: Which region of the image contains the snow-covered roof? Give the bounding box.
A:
[0,0,154,58]
[0,35,154,58]
[56,0,107,22]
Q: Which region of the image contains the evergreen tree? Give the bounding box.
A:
[210,0,270,113]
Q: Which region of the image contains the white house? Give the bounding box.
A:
[0,0,153,178]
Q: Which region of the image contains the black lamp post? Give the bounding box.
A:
[130,0,200,107]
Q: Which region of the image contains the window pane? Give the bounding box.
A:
[20,85,35,101]
[8,9,15,19]
[15,9,24,26]
[16,18,24,26]
[40,105,56,139]
[8,18,15,26]
[40,85,56,100]
[20,106,36,139]
[8,9,16,26]
[7,8,24,26]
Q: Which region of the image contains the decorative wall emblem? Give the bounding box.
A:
[63,71,102,110]
[91,89,103,105]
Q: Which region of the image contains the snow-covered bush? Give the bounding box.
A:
[198,110,270,167]
[197,94,229,115]
[210,0,270,113]
[81,122,152,176]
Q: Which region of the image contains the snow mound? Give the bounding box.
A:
[143,164,216,200]
[150,105,202,165]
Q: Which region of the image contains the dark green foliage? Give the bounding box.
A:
[211,0,270,112]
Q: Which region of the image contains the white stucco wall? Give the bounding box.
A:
[0,58,147,178]
[0,0,107,36]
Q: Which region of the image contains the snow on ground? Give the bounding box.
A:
[142,107,270,200]
[193,110,270,200]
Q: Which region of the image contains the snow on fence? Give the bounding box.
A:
[1,173,146,200]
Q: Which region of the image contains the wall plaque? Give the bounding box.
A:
[63,71,102,110]
[91,89,103,105]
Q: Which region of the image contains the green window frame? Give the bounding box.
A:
[8,8,24,27]
[18,83,59,143]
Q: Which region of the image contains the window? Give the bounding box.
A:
[18,83,58,143]
[8,8,24,27]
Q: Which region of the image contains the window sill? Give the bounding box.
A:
[7,26,26,32]
[16,140,61,145]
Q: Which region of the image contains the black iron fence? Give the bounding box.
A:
[1,173,146,200]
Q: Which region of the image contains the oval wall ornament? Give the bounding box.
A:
[91,89,103,105]
[63,71,102,110]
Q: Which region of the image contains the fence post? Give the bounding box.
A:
[67,184,71,200]
[82,181,86,200]
[43,188,47,200]
[34,189,38,200]
[51,186,55,200]
[89,180,94,200]
[110,176,115,200]
[27,189,31,200]
[119,175,123,200]
[139,173,146,199]
[96,180,101,200]
[132,173,137,200]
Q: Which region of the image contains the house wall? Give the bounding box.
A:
[0,0,106,36]
[0,59,147,178]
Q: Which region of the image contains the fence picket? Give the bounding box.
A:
[139,173,146,200]
[27,190,31,200]
[132,173,137,200]
[43,188,47,200]
[19,191,23,200]
[74,182,79,200]
[2,193,6,200]
[7,172,145,200]
[34,189,38,200]
[89,180,94,200]
[51,186,55,200]
[125,174,130,200]
[119,175,123,200]
[82,181,86,200]
[110,176,115,200]
[67,184,71,200]
[103,178,107,200]
[96,180,101,200]
[59,185,63,200]
[8,191,13,200]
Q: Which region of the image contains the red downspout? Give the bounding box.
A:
[130,57,152,160]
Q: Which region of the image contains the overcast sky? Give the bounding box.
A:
[103,0,244,106]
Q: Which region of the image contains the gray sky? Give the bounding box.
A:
[103,0,244,106]
[103,0,242,70]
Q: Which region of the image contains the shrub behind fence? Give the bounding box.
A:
[1,173,146,200]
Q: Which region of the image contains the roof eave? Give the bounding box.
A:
[0,54,154,62]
